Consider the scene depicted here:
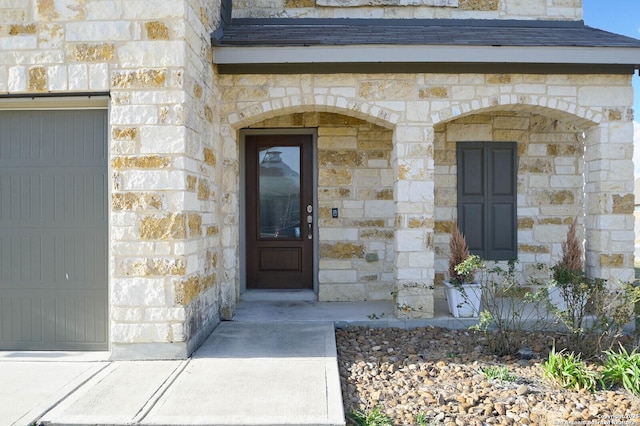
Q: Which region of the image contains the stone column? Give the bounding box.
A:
[393,123,436,318]
[583,121,635,283]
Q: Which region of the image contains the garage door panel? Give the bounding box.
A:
[1,170,107,226]
[0,109,107,351]
[1,229,106,289]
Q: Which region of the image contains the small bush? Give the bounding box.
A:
[347,406,394,426]
[457,257,549,356]
[482,366,517,383]
[601,345,640,396]
[415,412,433,426]
[542,347,599,392]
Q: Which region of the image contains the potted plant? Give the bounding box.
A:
[443,223,481,317]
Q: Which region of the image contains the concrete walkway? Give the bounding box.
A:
[1,298,474,426]
[3,321,345,426]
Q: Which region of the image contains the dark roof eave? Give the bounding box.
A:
[213,44,640,72]
[215,61,638,75]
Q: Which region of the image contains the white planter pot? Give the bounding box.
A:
[444,281,481,318]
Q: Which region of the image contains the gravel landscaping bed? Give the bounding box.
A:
[336,326,640,426]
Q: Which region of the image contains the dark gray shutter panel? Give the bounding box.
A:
[457,143,486,258]
[457,142,517,261]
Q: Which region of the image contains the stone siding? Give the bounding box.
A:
[0,0,226,359]
[248,113,396,301]
[232,0,582,20]
[0,0,635,354]
[220,72,636,307]
[433,112,586,288]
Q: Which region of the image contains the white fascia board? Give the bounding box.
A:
[213,44,640,66]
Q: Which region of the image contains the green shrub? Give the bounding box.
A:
[456,257,549,356]
[542,347,598,392]
[601,345,640,396]
[482,366,517,383]
[415,412,433,426]
[347,406,394,426]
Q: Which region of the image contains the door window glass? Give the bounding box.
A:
[258,146,301,239]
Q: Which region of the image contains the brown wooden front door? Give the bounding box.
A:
[245,134,314,290]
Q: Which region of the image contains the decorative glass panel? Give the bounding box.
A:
[258,147,301,239]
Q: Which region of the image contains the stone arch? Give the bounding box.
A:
[226,94,399,130]
[432,95,602,130]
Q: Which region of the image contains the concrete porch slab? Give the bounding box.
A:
[142,321,345,426]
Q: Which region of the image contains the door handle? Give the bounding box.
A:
[306,204,313,240]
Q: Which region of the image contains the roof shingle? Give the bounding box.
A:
[212,19,640,48]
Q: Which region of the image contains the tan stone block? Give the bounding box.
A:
[319,188,351,200]
[197,179,211,200]
[600,254,624,268]
[357,188,393,201]
[145,21,169,40]
[188,213,202,237]
[519,244,550,254]
[112,192,162,211]
[68,43,114,62]
[419,86,449,99]
[608,109,623,121]
[494,129,528,143]
[360,229,394,240]
[124,257,186,278]
[318,135,357,149]
[206,226,219,236]
[349,219,386,228]
[28,66,47,91]
[140,213,187,240]
[358,80,415,100]
[450,115,494,125]
[320,242,365,259]
[187,175,197,191]
[446,123,492,142]
[409,217,434,228]
[459,0,499,11]
[112,69,166,89]
[530,190,575,206]
[493,116,530,130]
[203,147,216,167]
[317,112,368,126]
[319,150,364,167]
[318,127,357,137]
[174,275,200,305]
[37,0,85,21]
[539,217,573,225]
[612,194,634,214]
[518,217,534,229]
[113,127,138,140]
[112,156,170,169]
[519,158,553,174]
[9,24,37,35]
[285,0,316,6]
[319,168,352,186]
[434,220,454,233]
[547,144,580,156]
[487,74,512,84]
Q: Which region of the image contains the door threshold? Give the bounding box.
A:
[241,290,317,302]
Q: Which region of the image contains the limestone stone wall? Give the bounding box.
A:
[220,72,636,310]
[248,112,396,301]
[0,0,225,359]
[231,0,582,21]
[433,112,586,288]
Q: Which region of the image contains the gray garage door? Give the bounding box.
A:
[0,109,108,350]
